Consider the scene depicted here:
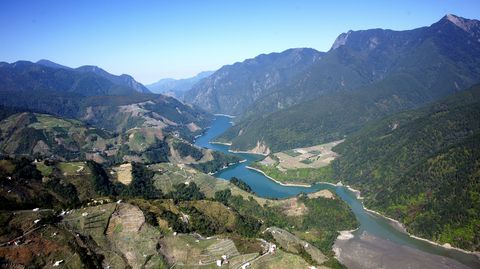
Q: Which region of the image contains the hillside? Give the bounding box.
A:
[216,75,426,153]
[0,112,114,161]
[201,14,480,152]
[80,94,211,137]
[0,89,211,141]
[0,112,238,169]
[75,65,150,93]
[0,158,358,268]
[332,84,480,251]
[184,48,324,115]
[0,59,240,176]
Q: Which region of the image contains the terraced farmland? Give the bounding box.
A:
[159,234,261,268]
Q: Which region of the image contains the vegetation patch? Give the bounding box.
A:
[251,162,335,185]
[189,151,241,174]
[333,85,480,251]
[230,176,254,193]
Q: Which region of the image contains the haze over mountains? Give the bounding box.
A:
[146,71,214,98]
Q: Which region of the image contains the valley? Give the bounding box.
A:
[197,115,480,269]
[1,5,480,269]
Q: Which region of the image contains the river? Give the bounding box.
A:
[195,115,480,269]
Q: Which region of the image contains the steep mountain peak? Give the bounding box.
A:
[331,30,353,50]
[445,14,469,30]
[439,14,480,35]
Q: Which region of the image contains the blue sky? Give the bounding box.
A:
[1,1,479,83]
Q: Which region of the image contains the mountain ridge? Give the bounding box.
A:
[34,59,151,93]
[75,65,150,93]
[186,14,480,121]
[184,47,324,115]
[36,59,72,70]
[211,14,480,152]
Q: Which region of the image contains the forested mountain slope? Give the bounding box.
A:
[184,48,324,115]
[332,84,480,251]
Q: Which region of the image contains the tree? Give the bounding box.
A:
[214,189,232,204]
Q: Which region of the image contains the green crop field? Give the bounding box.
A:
[251,162,335,185]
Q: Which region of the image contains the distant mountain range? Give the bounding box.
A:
[146,71,214,98]
[0,59,150,96]
[199,14,480,152]
[38,59,151,93]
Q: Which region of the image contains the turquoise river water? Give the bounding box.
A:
[195,115,479,268]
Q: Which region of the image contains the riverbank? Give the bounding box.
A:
[362,207,407,233]
[253,160,480,256]
[334,232,471,269]
[247,165,342,188]
[247,163,480,256]
[336,228,358,240]
[209,141,232,146]
[207,159,248,175]
[197,115,480,267]
[341,185,480,256]
[213,113,236,118]
[245,166,312,187]
[228,149,268,156]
